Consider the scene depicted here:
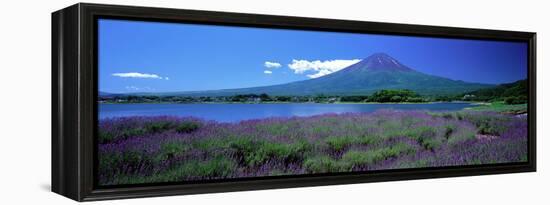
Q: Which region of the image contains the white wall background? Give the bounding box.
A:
[0,0,547,204]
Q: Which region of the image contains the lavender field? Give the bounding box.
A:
[97,110,527,185]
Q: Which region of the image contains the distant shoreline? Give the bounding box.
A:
[98,101,480,105]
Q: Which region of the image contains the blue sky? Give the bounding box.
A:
[99,19,527,93]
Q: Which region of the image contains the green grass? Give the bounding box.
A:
[175,121,201,133]
[303,156,342,173]
[98,110,528,185]
[304,142,415,173]
[111,156,237,184]
[227,137,313,166]
[402,126,443,150]
[447,130,476,146]
[246,140,312,166]
[341,143,415,167]
[99,120,202,144]
[468,102,527,114]
[98,128,146,144]
[145,121,175,133]
[156,141,189,161]
[99,149,154,179]
[324,135,378,151]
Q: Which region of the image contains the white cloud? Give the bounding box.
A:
[288,59,361,78]
[307,69,332,78]
[264,70,273,74]
[112,72,168,80]
[264,61,282,69]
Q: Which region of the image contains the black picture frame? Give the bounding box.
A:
[52,3,536,201]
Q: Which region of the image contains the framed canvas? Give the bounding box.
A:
[52,3,536,201]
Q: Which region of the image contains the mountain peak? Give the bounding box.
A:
[345,53,414,72]
[368,52,393,58]
[161,52,493,96]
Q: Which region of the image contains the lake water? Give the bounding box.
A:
[99,103,478,122]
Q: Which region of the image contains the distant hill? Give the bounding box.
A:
[464,79,527,103]
[103,53,495,97]
[99,91,125,97]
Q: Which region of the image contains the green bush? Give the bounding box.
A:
[156,142,188,161]
[98,128,146,144]
[406,97,424,103]
[176,121,200,133]
[420,138,442,151]
[341,151,380,167]
[444,124,456,139]
[505,96,527,105]
[447,130,476,146]
[98,150,153,178]
[325,136,355,151]
[368,89,421,102]
[341,143,415,169]
[245,140,311,166]
[192,138,229,150]
[98,131,115,144]
[304,156,342,173]
[229,137,256,153]
[324,135,377,151]
[121,128,146,138]
[405,126,440,150]
[229,138,311,167]
[111,156,237,184]
[145,121,174,133]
